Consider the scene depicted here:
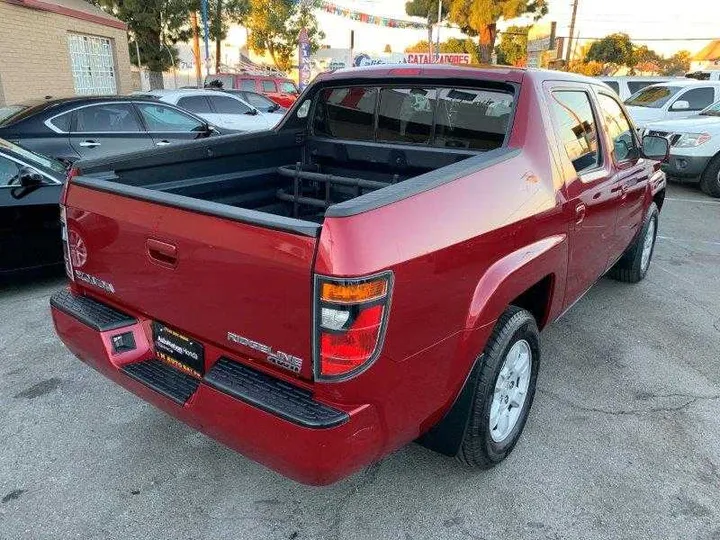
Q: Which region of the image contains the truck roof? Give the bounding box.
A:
[317,64,610,87]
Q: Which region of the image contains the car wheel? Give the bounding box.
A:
[700,154,720,198]
[457,306,540,469]
[608,202,659,284]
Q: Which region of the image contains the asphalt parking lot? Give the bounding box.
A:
[0,183,718,540]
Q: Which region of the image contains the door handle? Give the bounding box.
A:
[78,140,101,148]
[155,140,172,146]
[575,203,586,225]
[146,238,177,268]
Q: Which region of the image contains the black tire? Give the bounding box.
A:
[607,202,659,283]
[457,306,540,469]
[700,154,720,198]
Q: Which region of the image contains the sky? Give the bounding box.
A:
[313,0,720,58]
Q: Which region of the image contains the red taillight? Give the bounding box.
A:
[315,273,393,381]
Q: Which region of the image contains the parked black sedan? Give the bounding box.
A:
[0,138,67,274]
[0,96,220,164]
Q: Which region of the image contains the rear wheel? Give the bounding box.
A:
[457,306,540,469]
[608,202,659,283]
[700,154,720,198]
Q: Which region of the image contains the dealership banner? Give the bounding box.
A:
[405,53,471,65]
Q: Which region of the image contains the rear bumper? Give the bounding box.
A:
[50,289,382,485]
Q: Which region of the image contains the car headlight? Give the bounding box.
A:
[674,132,711,148]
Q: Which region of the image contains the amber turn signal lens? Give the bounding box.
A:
[321,279,388,304]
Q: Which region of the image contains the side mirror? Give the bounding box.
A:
[19,166,44,187]
[671,100,690,111]
[641,135,670,162]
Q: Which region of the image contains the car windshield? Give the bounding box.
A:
[0,105,29,125]
[0,138,66,173]
[700,100,720,116]
[625,86,682,108]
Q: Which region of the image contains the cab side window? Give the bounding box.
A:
[549,90,601,174]
[596,93,638,162]
[676,87,715,111]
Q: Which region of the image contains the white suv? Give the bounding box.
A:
[624,80,720,128]
[643,99,720,197]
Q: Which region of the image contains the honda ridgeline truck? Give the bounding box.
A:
[50,66,669,485]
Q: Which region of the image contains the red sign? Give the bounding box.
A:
[405,53,471,65]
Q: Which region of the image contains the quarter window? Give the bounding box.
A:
[603,81,620,94]
[280,81,298,94]
[0,155,21,186]
[177,96,213,114]
[240,79,256,91]
[262,80,277,93]
[48,112,72,132]
[676,87,715,111]
[67,34,117,95]
[314,87,377,140]
[549,90,600,174]
[135,103,204,132]
[74,103,141,132]
[597,93,637,162]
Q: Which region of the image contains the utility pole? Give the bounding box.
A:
[215,0,222,73]
[191,11,202,87]
[201,0,211,77]
[565,0,578,63]
[435,0,442,60]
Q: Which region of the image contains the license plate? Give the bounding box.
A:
[152,322,205,378]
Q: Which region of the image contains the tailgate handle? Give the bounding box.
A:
[147,239,177,268]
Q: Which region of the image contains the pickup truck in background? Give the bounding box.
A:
[50,66,669,485]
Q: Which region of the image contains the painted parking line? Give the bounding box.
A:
[658,235,720,247]
[665,197,720,205]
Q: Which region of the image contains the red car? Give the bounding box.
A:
[205,73,299,108]
[51,66,669,485]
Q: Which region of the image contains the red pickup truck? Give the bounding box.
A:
[50,66,669,485]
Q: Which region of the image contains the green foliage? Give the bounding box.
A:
[446,0,547,62]
[184,0,249,42]
[585,33,635,68]
[94,0,192,73]
[246,0,324,71]
[494,25,528,66]
[662,50,692,76]
[405,0,448,25]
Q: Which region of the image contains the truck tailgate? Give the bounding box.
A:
[64,182,318,381]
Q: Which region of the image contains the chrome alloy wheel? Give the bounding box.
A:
[641,217,656,273]
[490,339,532,443]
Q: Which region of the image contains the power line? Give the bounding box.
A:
[500,32,718,41]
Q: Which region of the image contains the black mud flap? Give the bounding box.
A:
[415,355,483,457]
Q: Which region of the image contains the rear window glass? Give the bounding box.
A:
[262,80,277,92]
[314,87,377,140]
[205,74,234,89]
[377,88,435,144]
[627,81,660,94]
[434,88,513,150]
[313,85,514,150]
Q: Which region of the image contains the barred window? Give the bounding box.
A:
[68,34,117,96]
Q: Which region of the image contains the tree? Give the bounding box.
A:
[246,0,324,72]
[585,33,634,73]
[495,25,528,66]
[94,0,192,89]
[405,0,448,58]
[662,50,692,76]
[446,0,547,64]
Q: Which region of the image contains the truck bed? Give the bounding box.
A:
[74,130,497,229]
